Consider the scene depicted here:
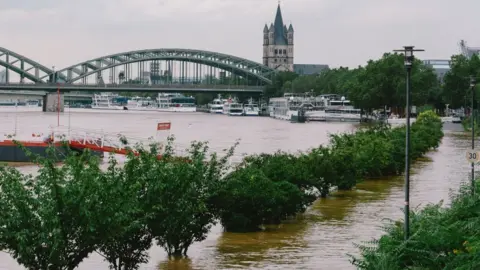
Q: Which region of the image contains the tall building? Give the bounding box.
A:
[422,60,450,83]
[263,4,294,71]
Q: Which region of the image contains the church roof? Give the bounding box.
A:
[273,4,288,45]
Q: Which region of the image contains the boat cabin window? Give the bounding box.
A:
[325,109,361,114]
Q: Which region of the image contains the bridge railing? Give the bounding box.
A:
[0,83,265,90]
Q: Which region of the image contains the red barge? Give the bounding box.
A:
[0,122,173,163]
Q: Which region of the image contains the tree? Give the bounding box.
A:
[348,53,438,110]
[144,137,236,257]
[443,54,480,108]
[96,155,153,270]
[0,147,105,270]
[264,71,298,98]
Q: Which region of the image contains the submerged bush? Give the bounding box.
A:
[214,110,444,232]
[350,182,480,270]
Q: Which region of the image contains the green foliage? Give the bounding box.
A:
[141,137,235,257]
[266,53,440,110]
[461,113,480,136]
[212,110,443,232]
[96,155,153,270]
[0,146,104,270]
[211,152,316,231]
[443,53,480,108]
[351,181,480,270]
[264,71,299,98]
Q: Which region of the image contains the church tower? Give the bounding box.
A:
[263,4,294,71]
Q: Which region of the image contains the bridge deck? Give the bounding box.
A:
[0,83,264,93]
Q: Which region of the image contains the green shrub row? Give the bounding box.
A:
[0,110,443,269]
[216,110,444,232]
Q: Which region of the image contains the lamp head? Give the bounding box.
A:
[471,76,476,88]
[394,46,423,68]
[404,46,414,65]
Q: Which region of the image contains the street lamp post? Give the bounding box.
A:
[470,76,476,193]
[393,46,424,241]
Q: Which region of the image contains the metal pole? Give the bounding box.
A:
[14,99,18,136]
[471,77,476,194]
[394,46,424,241]
[404,64,411,241]
[57,85,60,127]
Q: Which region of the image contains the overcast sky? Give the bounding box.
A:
[0,0,479,69]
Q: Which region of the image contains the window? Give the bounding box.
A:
[274,49,278,54]
[274,59,277,62]
[284,59,287,63]
[283,49,286,54]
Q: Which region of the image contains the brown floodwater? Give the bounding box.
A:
[0,108,473,270]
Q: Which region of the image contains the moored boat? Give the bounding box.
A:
[157,93,196,112]
[91,93,125,110]
[125,96,158,111]
[0,132,103,163]
[222,97,243,116]
[208,94,227,114]
[243,98,260,116]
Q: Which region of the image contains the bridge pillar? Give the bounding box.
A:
[42,93,64,112]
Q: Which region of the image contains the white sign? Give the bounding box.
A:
[466,151,480,163]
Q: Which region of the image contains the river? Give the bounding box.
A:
[0,108,472,270]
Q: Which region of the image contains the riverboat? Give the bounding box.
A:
[157,93,196,112]
[125,96,158,111]
[222,97,243,116]
[306,94,362,122]
[243,98,260,116]
[268,93,320,122]
[208,94,227,114]
[91,93,125,110]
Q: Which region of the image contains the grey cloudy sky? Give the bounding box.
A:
[1,0,478,69]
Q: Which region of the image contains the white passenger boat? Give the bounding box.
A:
[222,97,243,116]
[268,93,317,121]
[91,93,125,110]
[157,93,196,112]
[243,98,260,116]
[307,95,361,122]
[125,96,158,111]
[208,94,226,114]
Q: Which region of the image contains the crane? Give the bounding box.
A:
[459,40,480,59]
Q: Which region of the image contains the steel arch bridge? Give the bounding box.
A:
[0,47,53,82]
[0,47,277,85]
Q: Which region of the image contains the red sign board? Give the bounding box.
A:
[157,122,171,131]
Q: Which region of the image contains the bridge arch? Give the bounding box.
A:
[0,47,53,83]
[42,48,277,85]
